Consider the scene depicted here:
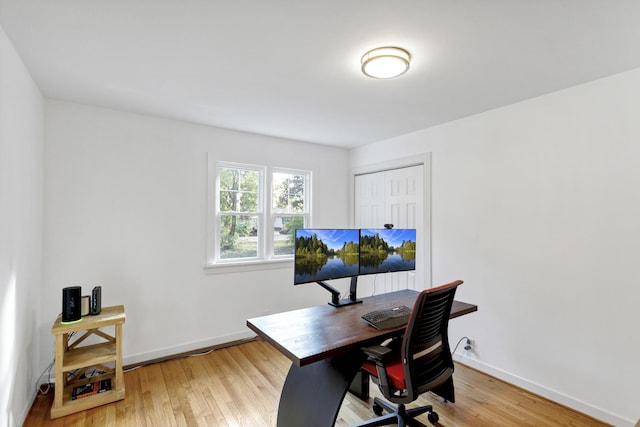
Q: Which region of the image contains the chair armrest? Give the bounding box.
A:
[362,345,395,398]
[362,345,393,361]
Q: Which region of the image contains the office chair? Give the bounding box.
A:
[352,280,462,427]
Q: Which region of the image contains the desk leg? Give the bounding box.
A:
[277,352,367,427]
[348,369,370,401]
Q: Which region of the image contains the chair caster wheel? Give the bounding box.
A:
[427,411,439,424]
[373,403,384,416]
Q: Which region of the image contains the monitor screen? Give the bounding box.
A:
[294,229,360,285]
[359,228,416,275]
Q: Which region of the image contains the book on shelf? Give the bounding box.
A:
[71,379,112,400]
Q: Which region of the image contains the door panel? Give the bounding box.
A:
[355,171,385,229]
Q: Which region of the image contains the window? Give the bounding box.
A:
[208,160,310,267]
[217,164,263,260]
[271,169,310,256]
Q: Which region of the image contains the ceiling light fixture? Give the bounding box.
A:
[361,46,411,79]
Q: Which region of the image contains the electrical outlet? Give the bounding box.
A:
[464,338,473,351]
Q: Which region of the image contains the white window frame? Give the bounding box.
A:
[205,155,311,272]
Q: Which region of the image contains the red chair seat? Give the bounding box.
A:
[362,356,407,390]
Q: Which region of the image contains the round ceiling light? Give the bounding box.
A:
[361,46,411,79]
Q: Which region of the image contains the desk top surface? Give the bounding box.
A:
[247,290,476,367]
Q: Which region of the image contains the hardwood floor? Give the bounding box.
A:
[24,339,609,426]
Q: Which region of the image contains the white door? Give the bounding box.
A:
[355,164,425,294]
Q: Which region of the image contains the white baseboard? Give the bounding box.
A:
[453,353,634,427]
[122,330,256,367]
[46,330,257,384]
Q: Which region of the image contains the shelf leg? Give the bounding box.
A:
[53,334,65,411]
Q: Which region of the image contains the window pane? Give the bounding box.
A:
[273,216,305,255]
[219,214,259,259]
[220,168,259,212]
[272,172,305,213]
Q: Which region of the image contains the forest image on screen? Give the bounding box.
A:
[294,229,360,284]
[359,229,416,275]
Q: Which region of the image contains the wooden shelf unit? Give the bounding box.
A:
[50,305,126,419]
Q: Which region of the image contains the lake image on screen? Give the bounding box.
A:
[294,229,359,284]
[359,229,416,275]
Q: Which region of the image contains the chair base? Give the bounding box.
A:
[351,397,439,427]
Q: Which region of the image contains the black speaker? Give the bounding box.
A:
[62,286,82,323]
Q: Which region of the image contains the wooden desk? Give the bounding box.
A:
[247,289,477,427]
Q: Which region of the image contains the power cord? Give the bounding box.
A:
[123,349,216,373]
[123,338,256,372]
[451,336,472,355]
[35,360,54,395]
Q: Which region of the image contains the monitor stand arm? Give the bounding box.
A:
[317,276,362,308]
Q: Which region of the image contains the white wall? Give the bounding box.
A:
[42,100,351,367]
[350,68,640,426]
[0,26,44,427]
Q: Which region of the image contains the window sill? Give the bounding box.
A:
[204,258,293,275]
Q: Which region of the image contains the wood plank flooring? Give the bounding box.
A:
[24,339,610,426]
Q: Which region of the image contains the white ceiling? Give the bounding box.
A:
[2,1,640,148]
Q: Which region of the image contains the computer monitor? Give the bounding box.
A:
[294,228,362,306]
[359,228,416,275]
[294,228,359,284]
